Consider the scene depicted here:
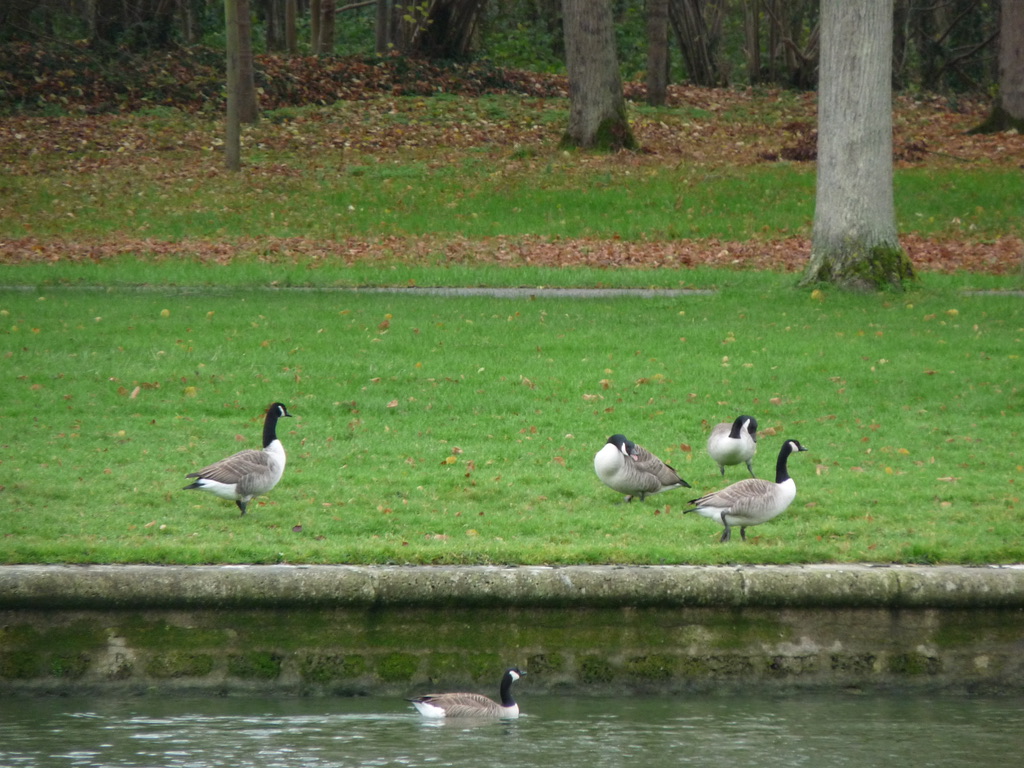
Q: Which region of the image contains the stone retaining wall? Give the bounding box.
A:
[1,564,1022,696]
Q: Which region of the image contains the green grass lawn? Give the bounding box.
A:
[1,94,1022,565]
[2,271,1021,565]
[4,151,1020,243]
[2,95,1021,245]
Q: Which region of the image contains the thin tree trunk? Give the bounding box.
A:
[180,0,197,43]
[375,0,392,54]
[767,0,780,82]
[285,0,297,54]
[802,0,913,290]
[646,0,670,106]
[237,0,259,124]
[319,0,336,54]
[225,0,242,171]
[265,0,280,50]
[311,0,321,52]
[743,0,762,84]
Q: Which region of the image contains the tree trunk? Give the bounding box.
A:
[1000,0,1024,120]
[319,0,336,54]
[561,0,636,151]
[237,0,259,124]
[265,0,280,50]
[970,1,1024,134]
[285,0,297,54]
[646,0,670,106]
[743,0,762,84]
[802,0,914,291]
[393,0,484,59]
[180,0,198,44]
[311,0,321,52]
[670,0,719,86]
[375,0,393,54]
[225,0,242,171]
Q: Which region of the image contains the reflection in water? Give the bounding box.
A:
[0,693,1019,768]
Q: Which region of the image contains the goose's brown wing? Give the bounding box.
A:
[632,445,687,487]
[417,692,503,717]
[187,448,271,484]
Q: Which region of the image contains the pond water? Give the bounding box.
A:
[0,693,1019,768]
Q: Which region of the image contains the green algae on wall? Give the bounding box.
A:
[1,603,1023,695]
[2,565,1024,696]
[228,651,284,680]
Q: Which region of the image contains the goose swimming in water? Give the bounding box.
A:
[407,668,526,718]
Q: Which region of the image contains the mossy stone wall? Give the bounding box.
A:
[1,564,1022,696]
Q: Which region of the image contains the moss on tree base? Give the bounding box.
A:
[801,243,916,292]
[560,117,638,152]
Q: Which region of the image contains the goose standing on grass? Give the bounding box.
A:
[594,434,691,502]
[685,439,807,542]
[707,415,758,477]
[407,668,526,719]
[183,402,292,516]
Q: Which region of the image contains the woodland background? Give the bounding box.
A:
[1,2,1018,276]
[0,0,1004,115]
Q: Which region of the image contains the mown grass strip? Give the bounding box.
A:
[2,273,1021,565]
[5,159,1020,242]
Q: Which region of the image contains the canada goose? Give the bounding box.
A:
[183,402,292,516]
[407,668,525,719]
[594,434,691,502]
[707,415,758,477]
[685,439,807,542]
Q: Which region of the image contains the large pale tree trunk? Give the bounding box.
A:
[970,1,1024,133]
[802,0,914,291]
[561,0,636,151]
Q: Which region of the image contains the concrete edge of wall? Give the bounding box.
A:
[1,563,1022,609]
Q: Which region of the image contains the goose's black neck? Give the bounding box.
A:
[262,403,290,448]
[774,440,804,483]
[499,670,520,707]
[774,445,791,484]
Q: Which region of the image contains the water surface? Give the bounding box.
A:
[0,693,1018,768]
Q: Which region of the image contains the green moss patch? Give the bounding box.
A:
[298,652,367,683]
[145,652,215,679]
[227,651,283,680]
[376,652,419,682]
